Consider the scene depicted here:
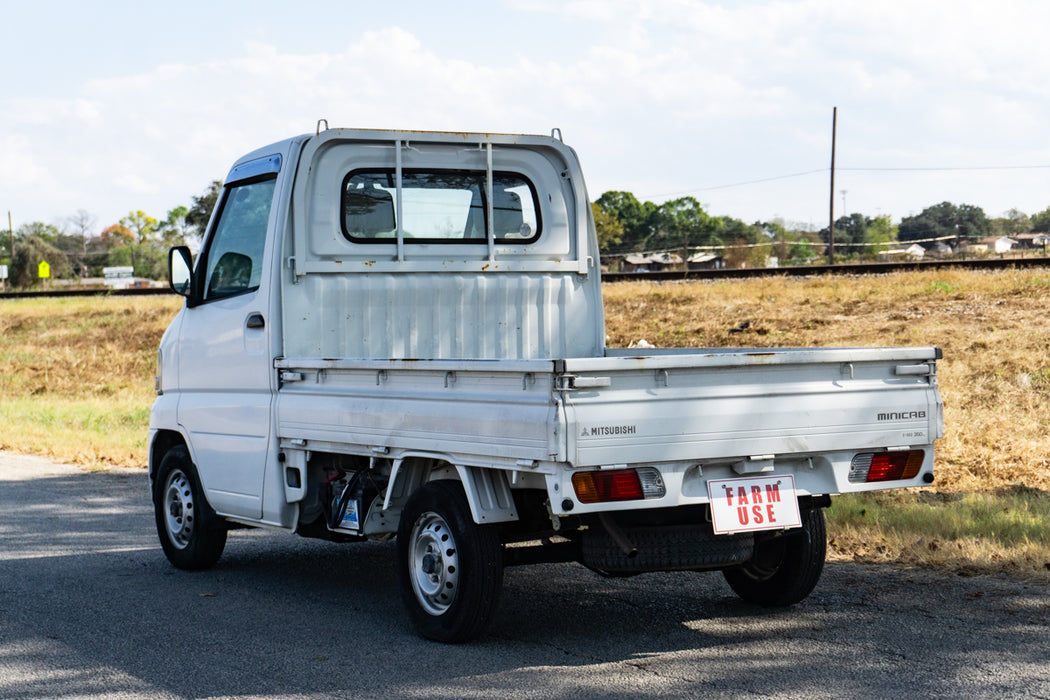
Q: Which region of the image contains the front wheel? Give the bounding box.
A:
[722,506,826,607]
[397,480,502,643]
[153,446,227,570]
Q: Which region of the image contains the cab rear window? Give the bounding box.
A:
[341,169,540,243]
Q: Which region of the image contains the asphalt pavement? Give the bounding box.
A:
[1,451,1048,699]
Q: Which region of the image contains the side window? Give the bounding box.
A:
[202,177,276,301]
[341,170,540,243]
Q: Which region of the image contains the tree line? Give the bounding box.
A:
[2,181,220,288]
[6,183,1050,288]
[594,192,1050,268]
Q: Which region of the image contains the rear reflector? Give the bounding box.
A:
[848,450,925,483]
[572,467,665,504]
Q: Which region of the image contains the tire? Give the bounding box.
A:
[153,446,227,570]
[397,480,502,643]
[722,507,826,607]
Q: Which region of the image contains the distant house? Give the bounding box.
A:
[618,251,720,272]
[994,237,1018,254]
[648,252,684,271]
[974,236,1018,254]
[879,243,926,261]
[620,254,653,272]
[687,252,724,270]
[929,241,954,257]
[1013,233,1050,249]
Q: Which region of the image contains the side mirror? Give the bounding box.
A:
[168,246,196,303]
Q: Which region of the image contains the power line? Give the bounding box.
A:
[640,163,1050,201]
[643,168,826,199]
[638,170,827,199]
[840,164,1050,173]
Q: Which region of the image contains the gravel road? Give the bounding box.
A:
[1,451,1048,699]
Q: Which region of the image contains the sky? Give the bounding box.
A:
[3,0,1050,236]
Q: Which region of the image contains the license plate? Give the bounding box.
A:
[707,475,802,534]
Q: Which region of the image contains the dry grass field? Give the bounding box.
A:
[0,295,181,467]
[1,267,1049,579]
[606,268,1050,493]
[605,269,1050,579]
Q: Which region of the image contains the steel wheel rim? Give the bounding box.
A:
[163,469,195,550]
[409,511,460,615]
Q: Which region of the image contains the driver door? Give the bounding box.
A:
[176,162,279,519]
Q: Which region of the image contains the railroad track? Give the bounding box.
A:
[603,254,1050,282]
[3,255,1050,298]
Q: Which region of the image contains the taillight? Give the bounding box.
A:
[572,467,666,504]
[848,450,924,483]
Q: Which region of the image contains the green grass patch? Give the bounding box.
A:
[827,490,1050,579]
[921,279,961,295]
[830,489,1050,546]
[0,396,151,468]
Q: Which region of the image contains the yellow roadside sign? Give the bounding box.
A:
[38,261,50,279]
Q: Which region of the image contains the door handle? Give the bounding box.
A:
[246,313,265,329]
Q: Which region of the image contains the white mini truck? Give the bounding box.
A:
[149,126,944,642]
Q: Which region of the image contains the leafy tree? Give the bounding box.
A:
[158,206,194,247]
[956,204,992,242]
[899,201,990,248]
[16,221,61,245]
[715,216,760,245]
[594,191,657,252]
[591,202,623,251]
[994,208,1032,236]
[98,218,167,279]
[186,180,223,239]
[10,223,72,287]
[103,238,165,279]
[712,217,763,267]
[646,197,720,251]
[866,215,898,247]
[760,219,819,266]
[1031,207,1050,233]
[119,210,160,242]
[820,213,867,258]
[99,223,135,245]
[818,213,898,260]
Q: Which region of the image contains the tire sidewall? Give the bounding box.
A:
[723,507,827,607]
[397,480,502,643]
[153,445,227,571]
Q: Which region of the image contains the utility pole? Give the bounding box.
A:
[829,107,837,265]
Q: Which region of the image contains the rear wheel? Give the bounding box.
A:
[722,507,826,607]
[153,446,227,570]
[397,480,502,643]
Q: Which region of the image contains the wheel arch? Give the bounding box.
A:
[383,453,519,526]
[149,429,189,484]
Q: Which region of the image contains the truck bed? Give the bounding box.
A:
[275,346,942,509]
[565,346,941,466]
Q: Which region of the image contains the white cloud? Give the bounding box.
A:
[0,134,47,187]
[4,2,1050,231]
